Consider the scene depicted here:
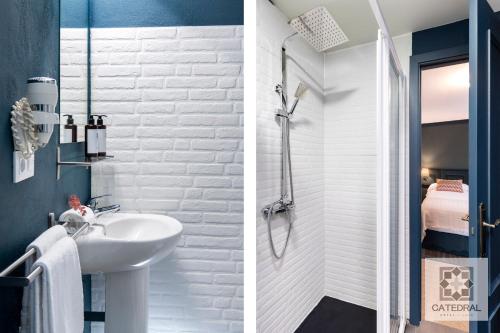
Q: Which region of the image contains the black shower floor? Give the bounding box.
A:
[295,296,376,333]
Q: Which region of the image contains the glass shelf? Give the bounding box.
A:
[56,146,113,179]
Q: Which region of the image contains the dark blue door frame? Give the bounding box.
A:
[409,45,469,326]
[469,1,500,332]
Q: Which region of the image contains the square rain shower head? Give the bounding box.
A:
[289,6,349,52]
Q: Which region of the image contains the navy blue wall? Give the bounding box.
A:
[61,0,89,28]
[422,121,469,170]
[0,1,90,332]
[412,19,469,55]
[62,0,243,28]
[92,0,243,27]
[413,13,500,55]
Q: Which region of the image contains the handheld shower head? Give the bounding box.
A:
[294,82,308,98]
[288,82,308,115]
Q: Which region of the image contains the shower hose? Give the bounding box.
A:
[266,200,292,259]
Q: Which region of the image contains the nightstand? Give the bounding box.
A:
[421,184,430,201]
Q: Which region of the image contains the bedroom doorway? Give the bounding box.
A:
[409,46,470,331]
[420,60,470,332]
[408,3,500,332]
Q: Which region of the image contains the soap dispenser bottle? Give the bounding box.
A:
[62,114,77,143]
[96,115,107,157]
[85,116,98,159]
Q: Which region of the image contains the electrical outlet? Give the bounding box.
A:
[13,151,34,183]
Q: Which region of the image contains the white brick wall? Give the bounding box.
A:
[323,35,411,310]
[256,0,325,332]
[323,42,379,310]
[60,28,88,141]
[89,25,243,333]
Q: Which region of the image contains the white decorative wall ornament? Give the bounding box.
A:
[10,97,40,159]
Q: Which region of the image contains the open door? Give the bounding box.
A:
[469,1,500,332]
[370,1,408,332]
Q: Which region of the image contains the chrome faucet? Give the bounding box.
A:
[86,194,121,218]
[85,195,120,236]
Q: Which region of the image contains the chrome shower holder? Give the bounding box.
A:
[262,29,311,260]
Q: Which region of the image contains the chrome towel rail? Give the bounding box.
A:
[0,222,89,287]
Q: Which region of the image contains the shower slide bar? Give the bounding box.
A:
[0,221,90,287]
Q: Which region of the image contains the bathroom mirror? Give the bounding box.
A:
[59,0,90,144]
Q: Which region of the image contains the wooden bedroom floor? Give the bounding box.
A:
[406,320,467,333]
[419,249,468,332]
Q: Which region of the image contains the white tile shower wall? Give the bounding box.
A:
[60,28,88,141]
[323,35,411,310]
[256,0,325,332]
[323,42,378,310]
[89,26,243,333]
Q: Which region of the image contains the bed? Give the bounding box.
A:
[421,185,469,237]
[420,170,469,256]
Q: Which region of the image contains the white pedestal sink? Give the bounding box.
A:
[76,213,183,333]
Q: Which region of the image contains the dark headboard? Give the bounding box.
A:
[429,168,468,184]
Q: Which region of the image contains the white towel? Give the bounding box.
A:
[20,225,67,333]
[33,237,84,333]
[59,207,95,224]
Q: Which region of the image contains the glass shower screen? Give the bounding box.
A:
[389,56,402,333]
[375,27,406,333]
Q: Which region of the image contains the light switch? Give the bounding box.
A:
[13,151,35,183]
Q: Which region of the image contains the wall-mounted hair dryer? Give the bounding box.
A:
[10,77,59,183]
[26,77,59,147]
